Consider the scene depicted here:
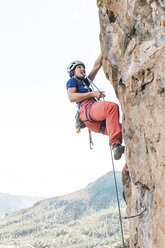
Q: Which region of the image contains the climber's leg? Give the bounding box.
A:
[89,101,122,145]
[89,101,124,160]
[80,100,124,160]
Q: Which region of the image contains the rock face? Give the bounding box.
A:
[97,0,165,247]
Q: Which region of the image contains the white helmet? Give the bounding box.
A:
[67,60,85,77]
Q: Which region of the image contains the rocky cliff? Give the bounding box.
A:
[97,0,165,247]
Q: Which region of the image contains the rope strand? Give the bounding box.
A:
[110,147,125,248]
[83,74,105,101]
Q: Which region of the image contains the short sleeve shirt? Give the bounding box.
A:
[66,77,95,104]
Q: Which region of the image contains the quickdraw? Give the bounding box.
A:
[75,102,94,150]
[120,208,147,220]
[88,129,93,150]
[75,106,86,133]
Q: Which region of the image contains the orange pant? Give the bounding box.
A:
[80,100,122,146]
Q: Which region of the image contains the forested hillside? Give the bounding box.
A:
[0,171,129,247]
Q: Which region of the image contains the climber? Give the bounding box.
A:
[66,53,124,160]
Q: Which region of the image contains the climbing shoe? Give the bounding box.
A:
[113,143,125,160]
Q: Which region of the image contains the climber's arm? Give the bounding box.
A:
[67,87,103,102]
[88,53,103,81]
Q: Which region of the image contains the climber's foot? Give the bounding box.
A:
[113,143,125,160]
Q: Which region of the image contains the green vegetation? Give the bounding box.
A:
[0,171,129,248]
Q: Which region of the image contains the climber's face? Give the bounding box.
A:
[74,65,85,79]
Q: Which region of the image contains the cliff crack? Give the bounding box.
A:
[106,10,116,23]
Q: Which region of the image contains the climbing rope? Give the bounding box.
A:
[110,147,125,248]
[110,147,147,247]
[84,74,105,101]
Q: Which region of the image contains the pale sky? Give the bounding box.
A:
[0,0,125,198]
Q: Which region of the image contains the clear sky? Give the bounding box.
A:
[0,0,125,198]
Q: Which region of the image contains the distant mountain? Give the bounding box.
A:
[0,171,129,248]
[0,192,43,217]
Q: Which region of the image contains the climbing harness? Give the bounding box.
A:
[75,74,105,149]
[75,99,96,133]
[110,147,147,248]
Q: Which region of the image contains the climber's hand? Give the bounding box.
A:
[93,91,105,100]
